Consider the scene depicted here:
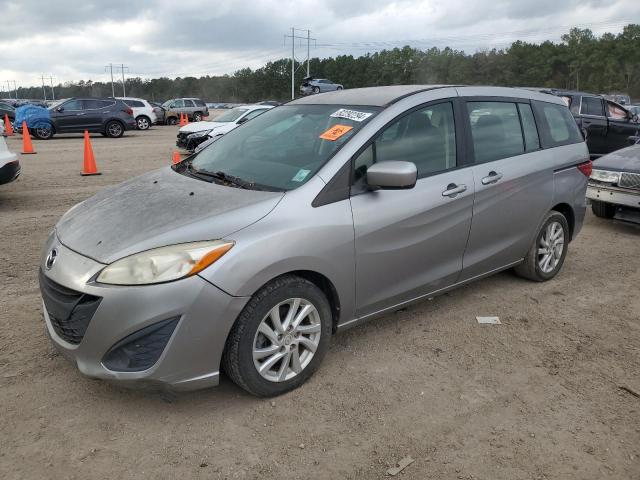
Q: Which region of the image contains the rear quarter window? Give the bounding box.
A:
[194,99,206,107]
[532,101,583,148]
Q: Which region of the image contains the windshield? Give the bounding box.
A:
[214,107,249,123]
[189,104,380,191]
[48,99,66,109]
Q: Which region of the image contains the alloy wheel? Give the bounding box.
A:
[137,117,149,130]
[537,221,564,273]
[252,298,321,382]
[108,122,123,137]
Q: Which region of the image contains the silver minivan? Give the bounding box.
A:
[39,86,590,396]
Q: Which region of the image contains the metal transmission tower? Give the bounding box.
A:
[105,64,129,97]
[284,28,316,100]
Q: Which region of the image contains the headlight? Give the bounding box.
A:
[187,130,212,139]
[590,169,620,183]
[96,240,234,285]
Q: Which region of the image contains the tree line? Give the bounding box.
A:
[5,25,640,104]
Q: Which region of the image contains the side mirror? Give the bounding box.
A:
[56,106,64,112]
[366,161,417,190]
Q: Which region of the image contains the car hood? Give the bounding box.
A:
[594,145,640,173]
[55,167,284,264]
[180,121,228,134]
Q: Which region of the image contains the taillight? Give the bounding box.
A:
[577,160,593,177]
[124,107,133,116]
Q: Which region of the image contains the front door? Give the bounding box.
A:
[350,100,474,318]
[54,99,84,132]
[579,96,608,156]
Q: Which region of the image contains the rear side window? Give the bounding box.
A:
[580,97,604,116]
[533,101,583,148]
[194,99,206,107]
[184,100,195,107]
[518,103,540,152]
[125,100,144,108]
[467,102,524,163]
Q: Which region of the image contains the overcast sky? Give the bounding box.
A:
[0,0,637,90]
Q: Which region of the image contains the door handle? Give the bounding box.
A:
[442,183,467,197]
[481,171,503,185]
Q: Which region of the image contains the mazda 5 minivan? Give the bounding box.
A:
[39,86,590,397]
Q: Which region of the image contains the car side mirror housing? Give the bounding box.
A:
[366,161,417,190]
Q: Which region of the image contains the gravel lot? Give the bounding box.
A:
[1,126,639,480]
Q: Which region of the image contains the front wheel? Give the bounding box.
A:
[515,211,569,282]
[166,116,177,125]
[222,275,332,397]
[591,200,616,218]
[33,125,54,139]
[312,86,320,94]
[105,120,124,138]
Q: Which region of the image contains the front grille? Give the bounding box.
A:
[619,172,640,190]
[39,269,102,345]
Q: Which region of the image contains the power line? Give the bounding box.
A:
[284,27,316,100]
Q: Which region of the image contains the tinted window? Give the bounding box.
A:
[518,103,540,152]
[184,100,195,107]
[533,101,583,148]
[194,99,206,107]
[172,100,185,108]
[467,102,524,163]
[99,100,115,108]
[62,100,82,110]
[125,100,144,108]
[353,102,457,183]
[82,99,101,110]
[580,97,604,116]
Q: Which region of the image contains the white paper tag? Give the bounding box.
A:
[330,108,372,122]
[292,169,310,182]
[476,316,501,324]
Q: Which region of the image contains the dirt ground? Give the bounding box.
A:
[1,125,639,480]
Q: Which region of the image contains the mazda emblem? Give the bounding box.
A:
[45,248,58,270]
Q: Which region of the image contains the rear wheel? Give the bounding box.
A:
[193,112,203,122]
[136,116,151,130]
[515,210,569,282]
[591,200,616,219]
[223,275,332,397]
[105,120,124,138]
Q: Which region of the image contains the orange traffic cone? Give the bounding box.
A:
[21,121,36,154]
[178,113,184,126]
[81,130,101,176]
[4,114,14,136]
[184,113,189,125]
[172,151,181,164]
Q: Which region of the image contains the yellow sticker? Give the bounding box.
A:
[319,124,353,141]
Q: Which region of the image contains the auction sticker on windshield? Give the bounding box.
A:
[319,124,353,141]
[330,109,373,122]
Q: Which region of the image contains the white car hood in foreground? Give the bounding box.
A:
[179,121,228,134]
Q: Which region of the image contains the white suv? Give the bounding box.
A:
[117,97,157,130]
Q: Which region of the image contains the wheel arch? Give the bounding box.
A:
[550,202,575,240]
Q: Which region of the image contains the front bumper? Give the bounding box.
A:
[587,184,640,209]
[39,235,249,391]
[0,160,20,185]
[176,131,210,151]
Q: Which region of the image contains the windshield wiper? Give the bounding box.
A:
[207,171,255,189]
[182,161,285,192]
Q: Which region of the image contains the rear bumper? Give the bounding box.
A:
[0,160,20,185]
[587,185,640,209]
[39,235,250,391]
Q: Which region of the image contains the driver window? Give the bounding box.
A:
[606,101,627,120]
[62,100,82,111]
[352,102,457,185]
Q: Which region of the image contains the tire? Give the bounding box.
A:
[515,210,569,282]
[337,86,343,90]
[166,116,178,125]
[312,86,320,94]
[105,120,124,138]
[136,116,151,130]
[591,200,616,219]
[193,112,203,122]
[222,275,332,397]
[33,125,54,140]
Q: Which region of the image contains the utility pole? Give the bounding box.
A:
[284,28,316,100]
[12,81,18,100]
[47,75,56,100]
[40,75,48,100]
[119,64,129,97]
[5,80,11,99]
[105,64,115,97]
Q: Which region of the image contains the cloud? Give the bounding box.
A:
[0,0,636,88]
